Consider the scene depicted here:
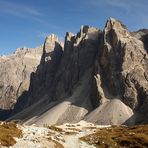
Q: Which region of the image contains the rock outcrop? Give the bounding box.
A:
[0,18,147,125]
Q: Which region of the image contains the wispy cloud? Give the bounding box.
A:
[88,0,148,13]
[0,0,60,29]
[0,0,43,18]
[86,0,148,26]
[105,0,130,10]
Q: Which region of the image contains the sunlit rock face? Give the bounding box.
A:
[0,46,43,109]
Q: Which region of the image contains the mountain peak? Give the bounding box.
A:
[0,18,147,126]
[46,34,59,43]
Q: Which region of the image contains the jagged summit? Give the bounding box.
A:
[46,34,59,42]
[0,18,147,125]
[65,25,100,43]
[106,17,128,29]
[0,34,63,111]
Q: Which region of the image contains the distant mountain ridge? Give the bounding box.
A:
[0,18,147,125]
[0,46,43,110]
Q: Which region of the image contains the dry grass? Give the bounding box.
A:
[48,125,78,135]
[48,125,64,133]
[0,122,22,147]
[64,131,77,135]
[65,127,81,132]
[48,137,64,148]
[65,124,75,127]
[80,125,148,148]
[82,126,97,130]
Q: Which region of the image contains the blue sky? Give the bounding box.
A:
[0,0,148,55]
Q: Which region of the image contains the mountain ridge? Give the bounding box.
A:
[0,18,147,126]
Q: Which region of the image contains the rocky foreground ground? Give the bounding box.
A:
[0,121,148,148]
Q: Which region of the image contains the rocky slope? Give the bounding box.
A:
[0,18,147,125]
[0,121,148,148]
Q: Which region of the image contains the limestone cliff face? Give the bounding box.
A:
[0,18,147,125]
[89,18,148,124]
[27,34,63,105]
[95,18,148,109]
[53,26,100,101]
[132,29,148,53]
[0,46,43,109]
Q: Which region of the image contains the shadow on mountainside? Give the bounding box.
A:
[0,37,100,123]
[142,33,148,53]
[0,22,147,125]
[0,41,63,120]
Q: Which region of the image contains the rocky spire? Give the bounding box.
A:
[98,18,148,110]
[44,34,59,53]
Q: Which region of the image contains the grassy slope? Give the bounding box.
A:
[80,125,148,148]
